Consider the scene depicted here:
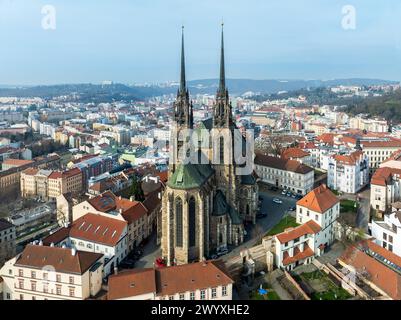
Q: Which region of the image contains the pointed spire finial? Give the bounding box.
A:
[180,25,186,93]
[219,22,226,93]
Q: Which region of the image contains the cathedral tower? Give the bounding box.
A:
[169,26,194,176]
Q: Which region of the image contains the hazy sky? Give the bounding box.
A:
[1,0,401,85]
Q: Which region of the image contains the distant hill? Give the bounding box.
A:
[0,78,397,100]
[343,89,401,124]
[184,78,398,95]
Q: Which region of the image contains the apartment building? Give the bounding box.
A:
[274,185,340,271]
[349,116,389,133]
[73,191,149,251]
[0,244,104,300]
[361,139,401,170]
[107,260,233,300]
[281,148,313,167]
[1,159,33,171]
[0,219,16,267]
[371,202,401,257]
[43,212,128,277]
[254,153,314,195]
[370,151,401,213]
[0,154,60,199]
[21,167,83,200]
[327,150,370,194]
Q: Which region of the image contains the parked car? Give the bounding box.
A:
[289,206,296,211]
[295,194,303,200]
[120,259,136,269]
[273,198,283,204]
[281,190,287,195]
[216,248,229,256]
[291,194,296,198]
[256,213,268,219]
[286,192,292,197]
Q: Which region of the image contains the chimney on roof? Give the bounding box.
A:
[119,208,123,214]
[129,196,135,202]
[50,242,54,247]
[71,248,76,256]
[62,244,66,249]
[39,240,43,246]
[114,266,118,275]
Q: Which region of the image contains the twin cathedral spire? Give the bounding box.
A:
[174,25,232,128]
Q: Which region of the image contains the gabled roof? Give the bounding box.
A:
[281,148,310,160]
[282,244,314,266]
[108,269,156,299]
[254,153,313,174]
[42,227,70,246]
[2,159,33,167]
[371,167,401,187]
[297,185,339,213]
[121,202,148,224]
[340,240,401,300]
[332,150,364,166]
[70,213,127,247]
[108,260,234,299]
[276,220,321,243]
[15,245,103,275]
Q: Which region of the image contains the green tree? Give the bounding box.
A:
[130,175,145,202]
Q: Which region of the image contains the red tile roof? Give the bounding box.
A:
[107,260,234,299]
[108,269,156,299]
[340,240,401,300]
[297,184,339,213]
[361,139,401,148]
[121,202,148,224]
[70,213,127,247]
[281,148,310,160]
[332,150,364,166]
[255,153,313,174]
[15,244,103,275]
[371,167,401,187]
[282,244,314,266]
[276,220,321,243]
[42,227,70,246]
[2,159,33,167]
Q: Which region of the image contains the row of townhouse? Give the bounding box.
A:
[273,185,340,270]
[0,245,233,301]
[254,153,314,195]
[20,167,83,200]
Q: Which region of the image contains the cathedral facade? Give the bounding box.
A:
[161,27,258,266]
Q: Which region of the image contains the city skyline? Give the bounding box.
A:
[1,0,401,85]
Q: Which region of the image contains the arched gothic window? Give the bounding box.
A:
[175,197,183,247]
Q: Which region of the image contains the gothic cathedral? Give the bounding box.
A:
[161,26,258,266]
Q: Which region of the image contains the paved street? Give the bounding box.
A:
[225,186,298,259]
[134,232,161,268]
